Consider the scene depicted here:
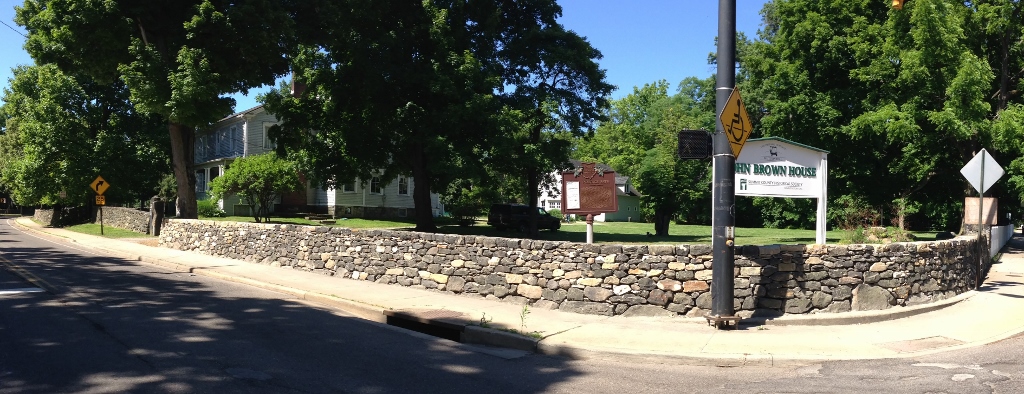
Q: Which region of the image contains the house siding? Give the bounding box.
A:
[198,105,438,218]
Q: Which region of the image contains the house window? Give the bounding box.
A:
[195,134,208,162]
[217,129,229,157]
[210,166,220,181]
[263,122,277,150]
[548,200,561,210]
[370,177,382,194]
[398,208,408,217]
[342,182,356,193]
[195,170,207,198]
[398,176,409,195]
[209,134,216,158]
[232,126,243,156]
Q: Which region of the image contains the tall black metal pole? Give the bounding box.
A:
[711,0,737,323]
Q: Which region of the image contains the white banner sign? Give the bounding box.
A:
[734,138,826,198]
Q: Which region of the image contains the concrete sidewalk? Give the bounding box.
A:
[8,217,1024,366]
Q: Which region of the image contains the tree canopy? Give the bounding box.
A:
[16,0,307,217]
[576,78,715,235]
[0,64,168,207]
[741,0,1024,231]
[263,0,611,232]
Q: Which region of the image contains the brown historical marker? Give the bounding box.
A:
[560,162,618,215]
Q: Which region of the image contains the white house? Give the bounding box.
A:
[537,161,642,222]
[195,105,442,218]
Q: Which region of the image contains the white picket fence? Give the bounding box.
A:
[991,225,1015,257]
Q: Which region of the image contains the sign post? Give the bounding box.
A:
[91,176,109,235]
[960,149,1004,288]
[561,163,618,244]
[708,0,743,329]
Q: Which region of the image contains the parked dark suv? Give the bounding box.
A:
[487,203,561,232]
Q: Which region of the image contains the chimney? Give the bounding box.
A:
[289,71,306,98]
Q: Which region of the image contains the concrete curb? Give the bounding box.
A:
[9,217,1016,365]
[533,342,789,367]
[753,291,977,326]
[461,325,539,352]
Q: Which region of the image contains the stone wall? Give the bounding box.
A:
[92,206,152,234]
[34,207,91,227]
[158,219,984,318]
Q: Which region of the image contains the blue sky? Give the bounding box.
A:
[0,0,768,113]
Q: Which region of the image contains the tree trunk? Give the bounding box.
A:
[998,30,1011,112]
[654,207,671,236]
[526,165,540,237]
[410,148,436,232]
[169,122,197,218]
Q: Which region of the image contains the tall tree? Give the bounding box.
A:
[16,0,304,217]
[0,64,168,206]
[494,16,613,236]
[577,77,716,235]
[264,0,610,232]
[742,0,1023,231]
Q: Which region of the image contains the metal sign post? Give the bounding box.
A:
[960,149,1004,289]
[91,176,110,236]
[708,0,741,329]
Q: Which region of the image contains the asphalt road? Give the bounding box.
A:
[0,219,1022,393]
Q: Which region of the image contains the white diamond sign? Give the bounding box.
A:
[960,148,1003,194]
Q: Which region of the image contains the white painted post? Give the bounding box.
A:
[586,214,594,244]
[816,152,828,244]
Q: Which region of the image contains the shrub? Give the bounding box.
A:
[197,198,226,218]
[547,208,561,218]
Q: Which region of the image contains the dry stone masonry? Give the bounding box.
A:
[159,220,984,318]
[90,206,152,234]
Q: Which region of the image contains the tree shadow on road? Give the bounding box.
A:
[0,233,585,393]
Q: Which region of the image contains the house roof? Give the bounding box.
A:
[215,104,265,124]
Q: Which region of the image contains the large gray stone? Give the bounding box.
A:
[823,300,852,313]
[695,293,713,309]
[810,291,833,309]
[621,305,674,317]
[532,300,560,310]
[785,298,812,314]
[447,276,466,293]
[559,301,614,316]
[583,286,613,302]
[647,289,671,306]
[517,284,543,299]
[648,245,676,256]
[567,287,585,301]
[832,285,853,300]
[852,284,895,311]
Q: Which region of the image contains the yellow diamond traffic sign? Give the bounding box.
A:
[91,176,110,195]
[719,87,753,157]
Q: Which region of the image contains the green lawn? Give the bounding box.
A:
[132,214,938,245]
[436,219,938,245]
[64,223,151,238]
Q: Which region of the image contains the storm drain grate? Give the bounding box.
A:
[384,309,469,342]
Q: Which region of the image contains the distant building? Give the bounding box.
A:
[194,105,441,218]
